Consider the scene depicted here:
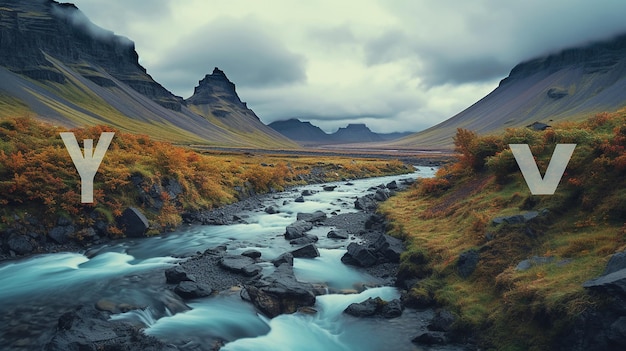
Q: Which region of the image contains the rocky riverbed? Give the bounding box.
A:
[0,168,473,350]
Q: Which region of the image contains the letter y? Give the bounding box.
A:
[60,132,115,203]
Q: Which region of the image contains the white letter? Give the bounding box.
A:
[60,132,115,203]
[510,144,575,195]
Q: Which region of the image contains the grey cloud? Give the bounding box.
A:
[153,17,307,97]
[71,0,172,35]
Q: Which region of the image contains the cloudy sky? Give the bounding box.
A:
[71,0,626,133]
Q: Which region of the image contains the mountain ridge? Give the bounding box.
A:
[389,33,626,149]
[268,118,413,146]
[0,0,297,149]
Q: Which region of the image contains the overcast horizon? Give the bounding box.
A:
[71,0,626,134]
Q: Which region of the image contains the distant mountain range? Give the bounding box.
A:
[268,119,413,146]
[390,33,626,149]
[0,0,296,148]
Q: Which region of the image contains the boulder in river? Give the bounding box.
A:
[174,281,213,299]
[289,234,319,246]
[327,229,349,239]
[285,220,313,240]
[344,297,403,318]
[296,211,327,223]
[219,255,262,277]
[165,265,196,284]
[291,244,320,258]
[244,263,316,317]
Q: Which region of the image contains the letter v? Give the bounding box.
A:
[60,132,115,203]
[510,144,576,195]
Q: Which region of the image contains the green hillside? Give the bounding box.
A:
[381,108,626,349]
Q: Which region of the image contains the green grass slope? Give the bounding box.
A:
[381,109,626,349]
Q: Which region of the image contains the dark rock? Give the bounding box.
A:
[354,195,378,212]
[57,216,73,226]
[492,211,539,225]
[343,242,378,267]
[412,331,448,345]
[174,281,213,299]
[365,214,385,230]
[373,234,403,263]
[374,188,390,201]
[289,234,319,246]
[6,234,33,255]
[301,190,315,196]
[608,317,626,346]
[165,265,195,284]
[605,250,626,275]
[583,268,626,297]
[116,207,149,238]
[291,244,320,258]
[344,297,382,317]
[386,180,398,189]
[285,221,313,240]
[323,185,337,191]
[264,206,279,214]
[241,249,262,259]
[219,255,261,276]
[428,309,457,332]
[48,225,74,244]
[457,249,479,278]
[327,230,349,239]
[244,264,316,317]
[381,299,404,318]
[296,211,327,223]
[272,253,294,267]
[294,196,305,203]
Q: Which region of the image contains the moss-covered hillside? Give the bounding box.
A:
[381,109,626,350]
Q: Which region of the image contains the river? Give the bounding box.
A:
[0,167,467,350]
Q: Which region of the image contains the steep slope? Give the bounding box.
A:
[0,0,296,148]
[391,33,626,149]
[186,68,296,147]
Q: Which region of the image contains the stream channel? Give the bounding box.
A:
[0,166,468,350]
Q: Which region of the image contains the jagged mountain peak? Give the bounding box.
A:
[186,67,246,108]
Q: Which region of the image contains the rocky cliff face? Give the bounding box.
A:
[0,0,183,110]
[187,68,245,108]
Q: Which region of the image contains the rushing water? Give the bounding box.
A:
[0,167,470,351]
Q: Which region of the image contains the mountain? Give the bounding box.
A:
[0,0,296,148]
[391,33,626,149]
[269,119,412,146]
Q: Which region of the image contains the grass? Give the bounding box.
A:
[380,108,626,349]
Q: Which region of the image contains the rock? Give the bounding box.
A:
[373,234,403,263]
[344,297,403,318]
[48,225,74,244]
[381,299,404,318]
[165,265,195,284]
[264,206,279,214]
[244,264,316,317]
[219,255,261,277]
[241,249,262,259]
[323,185,337,191]
[327,230,349,239]
[354,195,377,212]
[272,252,294,267]
[365,214,386,230]
[294,196,305,203]
[412,331,448,345]
[296,211,327,223]
[583,268,626,296]
[116,207,149,238]
[342,243,378,267]
[6,234,33,255]
[344,297,382,317]
[605,250,626,275]
[608,316,626,345]
[285,221,313,240]
[289,234,319,246]
[95,299,118,313]
[457,249,479,278]
[386,180,398,189]
[492,211,539,225]
[174,281,213,299]
[301,190,315,196]
[374,188,390,201]
[428,309,456,332]
[515,256,554,271]
[291,244,320,258]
